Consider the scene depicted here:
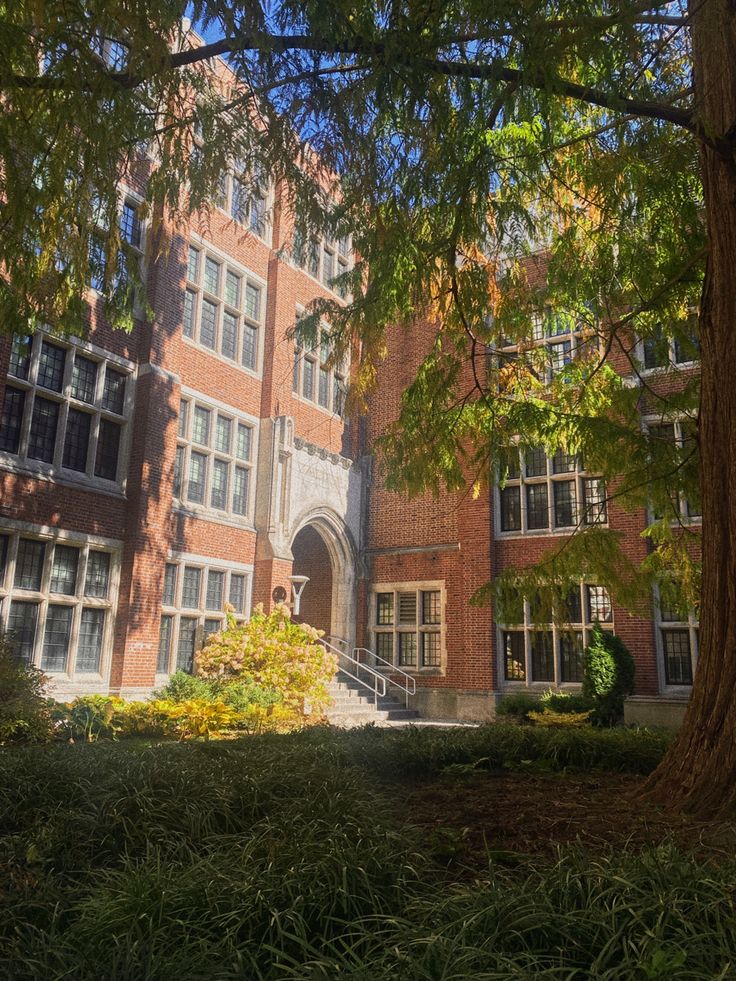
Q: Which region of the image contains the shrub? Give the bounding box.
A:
[583,625,636,725]
[51,695,127,742]
[495,691,540,721]
[156,699,239,740]
[539,689,594,714]
[153,670,211,703]
[195,603,338,713]
[0,635,51,743]
[527,708,593,727]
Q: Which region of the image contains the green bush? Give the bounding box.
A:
[51,695,126,742]
[153,670,211,703]
[583,625,636,725]
[0,634,51,743]
[495,691,539,721]
[539,689,594,714]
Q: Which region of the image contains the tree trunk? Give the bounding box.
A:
[647,0,736,816]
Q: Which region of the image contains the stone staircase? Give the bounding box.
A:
[325,670,420,726]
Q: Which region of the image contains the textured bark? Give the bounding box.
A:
[647,0,736,816]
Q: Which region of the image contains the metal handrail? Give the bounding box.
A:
[320,637,387,700]
[352,646,416,707]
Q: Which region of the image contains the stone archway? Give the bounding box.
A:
[289,511,356,647]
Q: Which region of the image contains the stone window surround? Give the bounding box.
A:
[291,307,348,419]
[88,185,147,312]
[497,583,614,689]
[641,415,701,524]
[157,550,254,678]
[183,234,267,378]
[636,328,700,375]
[370,580,446,676]
[495,309,598,386]
[208,156,274,248]
[654,585,699,693]
[0,330,136,496]
[0,519,121,682]
[173,386,259,529]
[290,226,353,300]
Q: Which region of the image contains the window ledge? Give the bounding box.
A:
[0,455,126,498]
[180,335,263,381]
[172,503,256,532]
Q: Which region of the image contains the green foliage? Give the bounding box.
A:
[154,669,283,712]
[0,635,51,743]
[540,689,595,714]
[152,670,211,703]
[495,691,540,721]
[195,603,337,713]
[583,625,636,725]
[528,708,593,728]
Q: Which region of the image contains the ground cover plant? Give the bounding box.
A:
[3,724,736,980]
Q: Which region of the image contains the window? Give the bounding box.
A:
[656,589,698,687]
[158,555,252,675]
[183,244,263,372]
[227,162,270,238]
[174,394,256,522]
[497,447,607,534]
[87,195,144,297]
[292,322,348,417]
[645,418,701,521]
[494,308,596,386]
[0,334,131,486]
[372,584,444,671]
[0,530,116,675]
[641,324,699,371]
[292,229,352,298]
[499,583,613,686]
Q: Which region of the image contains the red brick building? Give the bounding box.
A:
[0,47,699,726]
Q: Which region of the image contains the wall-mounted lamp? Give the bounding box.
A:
[287,575,310,616]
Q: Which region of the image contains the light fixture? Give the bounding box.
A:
[287,574,310,616]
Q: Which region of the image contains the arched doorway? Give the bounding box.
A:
[289,512,356,646]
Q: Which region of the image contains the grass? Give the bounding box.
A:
[1,724,735,980]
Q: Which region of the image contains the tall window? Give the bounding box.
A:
[228,162,270,239]
[0,529,116,675]
[88,195,144,297]
[645,419,701,520]
[372,584,444,671]
[499,584,613,685]
[292,230,352,298]
[183,244,264,372]
[0,334,131,486]
[640,324,700,371]
[158,556,251,674]
[292,323,348,416]
[495,309,596,385]
[497,447,607,534]
[174,394,256,522]
[656,590,698,687]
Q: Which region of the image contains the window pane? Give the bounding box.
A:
[183,289,196,338]
[70,355,97,403]
[526,484,549,530]
[173,445,184,497]
[187,452,207,503]
[89,235,106,290]
[102,368,126,413]
[422,591,441,625]
[421,632,441,667]
[177,400,189,439]
[7,601,39,662]
[215,416,231,453]
[221,312,238,360]
[187,246,199,282]
[181,567,201,609]
[76,608,105,672]
[41,604,73,671]
[552,449,576,473]
[232,466,249,515]
[663,630,693,685]
[28,396,59,463]
[560,631,584,683]
[119,201,141,247]
[211,459,229,510]
[200,299,217,349]
[398,592,417,625]
[203,619,221,642]
[62,409,91,471]
[583,477,608,524]
[192,406,210,445]
[293,349,300,392]
[206,570,225,610]
[94,419,121,480]
[322,247,334,285]
[398,632,417,667]
[333,375,346,416]
[14,539,45,590]
[50,544,79,595]
[500,486,521,532]
[85,551,110,598]
[229,574,245,614]
[8,335,32,380]
[0,534,7,586]
[318,367,330,407]
[587,585,612,623]
[525,447,546,477]
[549,340,572,376]
[204,257,220,294]
[303,359,314,399]
[157,615,173,672]
[375,633,393,663]
[176,617,198,672]
[503,631,526,681]
[245,283,260,320]
[562,588,583,623]
[530,631,554,682]
[0,387,26,454]
[242,324,257,369]
[37,340,67,392]
[643,327,667,369]
[231,178,247,222]
[236,424,251,461]
[162,563,177,606]
[250,190,266,235]
[553,480,577,528]
[376,593,394,625]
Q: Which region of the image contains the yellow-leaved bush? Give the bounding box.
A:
[195,603,338,715]
[527,708,593,728]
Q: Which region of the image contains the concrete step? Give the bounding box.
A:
[325,673,420,725]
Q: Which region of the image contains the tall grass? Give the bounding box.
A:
[1,726,731,981]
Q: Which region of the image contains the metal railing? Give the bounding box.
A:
[352,646,416,708]
[326,636,416,708]
[320,637,387,700]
